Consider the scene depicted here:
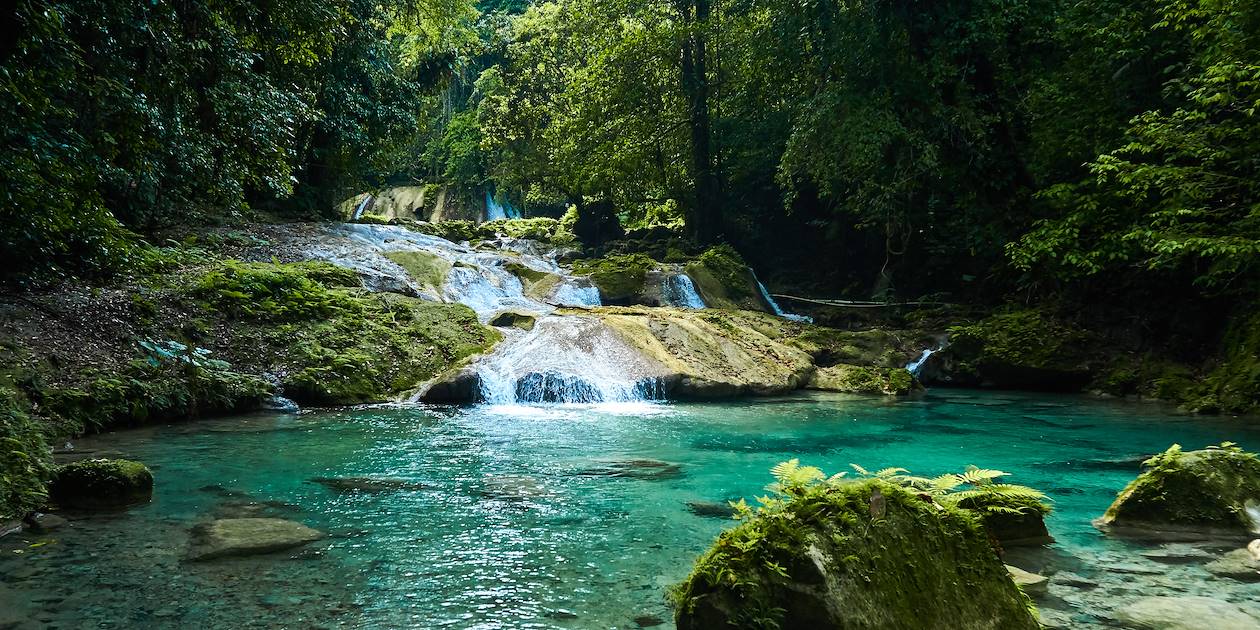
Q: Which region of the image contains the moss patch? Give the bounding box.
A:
[1101,443,1260,534]
[673,473,1037,629]
[194,260,361,321]
[807,364,916,395]
[572,254,655,304]
[944,310,1092,390]
[49,458,153,510]
[684,245,766,311]
[385,250,452,292]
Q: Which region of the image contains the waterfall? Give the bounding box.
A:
[906,340,948,377]
[476,317,668,405]
[752,272,813,323]
[661,274,705,309]
[484,190,521,221]
[351,195,373,220]
[296,223,667,405]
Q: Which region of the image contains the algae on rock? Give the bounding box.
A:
[1100,443,1260,536]
[49,458,153,510]
[673,467,1038,630]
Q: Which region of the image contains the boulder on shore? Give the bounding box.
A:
[673,478,1038,630]
[1098,443,1260,537]
[187,517,324,561]
[48,459,153,510]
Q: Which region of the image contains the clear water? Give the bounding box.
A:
[4,391,1260,629]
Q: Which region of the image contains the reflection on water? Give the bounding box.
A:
[3,391,1260,628]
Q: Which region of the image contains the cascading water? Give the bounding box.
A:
[661,273,705,309]
[475,317,668,405]
[906,339,948,377]
[752,272,813,323]
[291,223,662,405]
[484,190,521,221]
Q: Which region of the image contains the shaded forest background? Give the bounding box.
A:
[3,0,1257,320]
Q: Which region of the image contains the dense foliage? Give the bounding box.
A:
[2,0,476,285]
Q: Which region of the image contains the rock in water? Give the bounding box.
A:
[1099,443,1260,537]
[673,479,1038,630]
[1204,548,1260,581]
[686,501,737,519]
[1115,596,1260,630]
[1005,565,1048,596]
[577,459,683,481]
[489,310,537,331]
[187,518,324,561]
[49,459,154,510]
[310,477,430,493]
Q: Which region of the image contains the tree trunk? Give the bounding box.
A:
[678,0,719,243]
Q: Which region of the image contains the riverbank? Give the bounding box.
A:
[3,218,1255,524]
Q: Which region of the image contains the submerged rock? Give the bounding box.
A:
[310,477,430,493]
[686,500,737,519]
[187,518,324,561]
[49,459,153,510]
[1204,548,1260,581]
[577,459,683,481]
[1114,596,1260,630]
[23,512,68,533]
[673,479,1038,630]
[1099,443,1260,537]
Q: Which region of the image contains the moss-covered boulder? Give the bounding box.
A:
[572,254,655,304]
[684,245,768,312]
[807,365,915,395]
[939,310,1092,391]
[673,477,1038,630]
[49,459,153,510]
[1100,443,1260,537]
[489,310,537,331]
[384,250,451,295]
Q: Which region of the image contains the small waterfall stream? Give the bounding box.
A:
[661,273,705,309]
[752,272,813,323]
[906,339,948,377]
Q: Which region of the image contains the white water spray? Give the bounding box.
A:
[661,274,705,309]
[752,272,813,323]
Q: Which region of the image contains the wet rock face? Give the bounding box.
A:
[1100,444,1260,537]
[674,480,1038,630]
[187,518,324,561]
[49,459,153,510]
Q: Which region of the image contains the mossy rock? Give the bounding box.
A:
[1100,443,1260,536]
[384,250,452,293]
[684,245,766,312]
[806,364,916,395]
[273,294,501,406]
[489,310,537,331]
[942,310,1092,391]
[572,254,655,304]
[49,459,153,510]
[673,478,1038,629]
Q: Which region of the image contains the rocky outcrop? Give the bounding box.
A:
[806,364,915,395]
[674,479,1038,630]
[489,310,537,331]
[49,459,153,510]
[187,517,324,561]
[594,307,815,398]
[1099,443,1260,537]
[932,310,1092,391]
